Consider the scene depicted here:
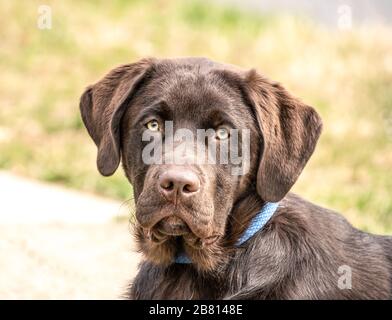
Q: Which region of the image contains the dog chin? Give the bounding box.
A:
[134,225,227,272]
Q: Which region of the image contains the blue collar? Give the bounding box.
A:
[175,202,280,264]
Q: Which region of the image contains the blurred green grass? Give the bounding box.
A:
[0,0,391,233]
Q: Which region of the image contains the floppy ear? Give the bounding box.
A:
[244,69,323,202]
[79,59,153,176]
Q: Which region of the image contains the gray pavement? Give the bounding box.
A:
[0,171,141,299]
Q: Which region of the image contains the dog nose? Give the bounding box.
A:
[158,168,200,202]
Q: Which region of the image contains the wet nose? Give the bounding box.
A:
[158,168,200,202]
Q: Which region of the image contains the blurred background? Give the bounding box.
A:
[0,0,391,299]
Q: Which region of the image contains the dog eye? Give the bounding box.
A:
[216,127,229,140]
[146,120,160,132]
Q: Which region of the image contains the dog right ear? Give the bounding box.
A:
[79,58,154,176]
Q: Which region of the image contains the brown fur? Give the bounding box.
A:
[80,57,392,299]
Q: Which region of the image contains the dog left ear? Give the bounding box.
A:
[243,69,323,202]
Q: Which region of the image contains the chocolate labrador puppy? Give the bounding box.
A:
[80,57,392,299]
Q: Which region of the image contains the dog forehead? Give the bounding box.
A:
[148,63,241,113]
[124,58,249,128]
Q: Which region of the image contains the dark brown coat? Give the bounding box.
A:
[80,57,392,299]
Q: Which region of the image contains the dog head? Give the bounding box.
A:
[80,57,322,271]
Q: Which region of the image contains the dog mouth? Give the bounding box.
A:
[141,215,191,245]
[136,200,214,237]
[136,206,225,269]
[154,216,191,236]
[142,214,220,249]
